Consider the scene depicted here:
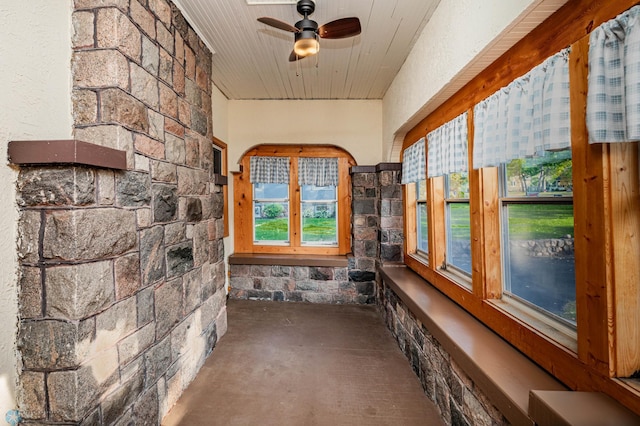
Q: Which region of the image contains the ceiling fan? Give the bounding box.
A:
[257,0,361,62]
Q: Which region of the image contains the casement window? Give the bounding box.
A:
[400,1,640,412]
[234,145,354,255]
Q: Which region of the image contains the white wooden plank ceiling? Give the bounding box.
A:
[172,0,441,100]
[172,0,570,101]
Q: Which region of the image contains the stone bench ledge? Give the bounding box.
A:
[379,265,567,426]
[229,253,348,268]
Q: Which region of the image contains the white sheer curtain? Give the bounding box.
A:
[473,48,571,169]
[298,157,338,186]
[587,5,640,143]
[250,156,290,184]
[401,138,426,184]
[427,112,468,178]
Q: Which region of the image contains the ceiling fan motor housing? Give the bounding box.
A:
[257,0,360,61]
[297,0,315,16]
[295,18,318,33]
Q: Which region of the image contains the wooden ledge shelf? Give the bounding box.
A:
[529,390,640,426]
[379,265,566,426]
[229,253,348,268]
[8,139,127,170]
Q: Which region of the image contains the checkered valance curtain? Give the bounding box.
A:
[427,112,468,178]
[249,156,290,184]
[298,157,339,186]
[587,5,640,143]
[401,138,426,184]
[473,48,571,169]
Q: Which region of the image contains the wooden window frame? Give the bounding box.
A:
[442,172,472,281]
[233,144,355,255]
[212,137,229,238]
[401,0,640,415]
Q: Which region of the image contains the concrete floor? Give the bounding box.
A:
[162,299,444,425]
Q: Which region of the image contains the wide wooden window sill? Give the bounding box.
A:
[380,265,566,425]
[380,265,640,425]
[228,253,348,267]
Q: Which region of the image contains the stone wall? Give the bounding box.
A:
[379,280,509,426]
[229,264,375,304]
[510,236,574,258]
[228,164,401,305]
[15,1,226,424]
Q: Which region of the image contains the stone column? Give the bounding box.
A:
[349,167,379,303]
[15,1,227,424]
[378,164,403,265]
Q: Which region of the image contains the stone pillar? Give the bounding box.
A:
[349,167,379,304]
[15,1,226,424]
[350,163,403,305]
[378,164,403,265]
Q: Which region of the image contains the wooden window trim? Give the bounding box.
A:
[212,137,229,238]
[401,0,640,415]
[233,144,356,255]
[404,182,418,257]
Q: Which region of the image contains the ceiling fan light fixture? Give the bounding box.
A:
[258,0,360,62]
[294,32,319,56]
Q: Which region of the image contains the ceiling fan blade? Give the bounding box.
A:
[289,50,315,62]
[257,17,300,33]
[318,17,361,39]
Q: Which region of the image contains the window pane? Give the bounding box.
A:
[417,179,427,200]
[417,202,428,253]
[447,203,471,274]
[302,185,336,201]
[301,202,337,244]
[301,185,337,245]
[447,172,469,199]
[504,203,575,324]
[254,202,289,242]
[253,183,289,243]
[254,183,289,200]
[505,150,572,198]
[416,179,428,254]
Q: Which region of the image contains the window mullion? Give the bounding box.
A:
[404,182,418,256]
[337,157,351,254]
[290,158,301,248]
[478,167,502,299]
[430,176,446,270]
[570,36,610,374]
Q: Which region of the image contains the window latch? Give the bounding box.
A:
[440,254,447,271]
